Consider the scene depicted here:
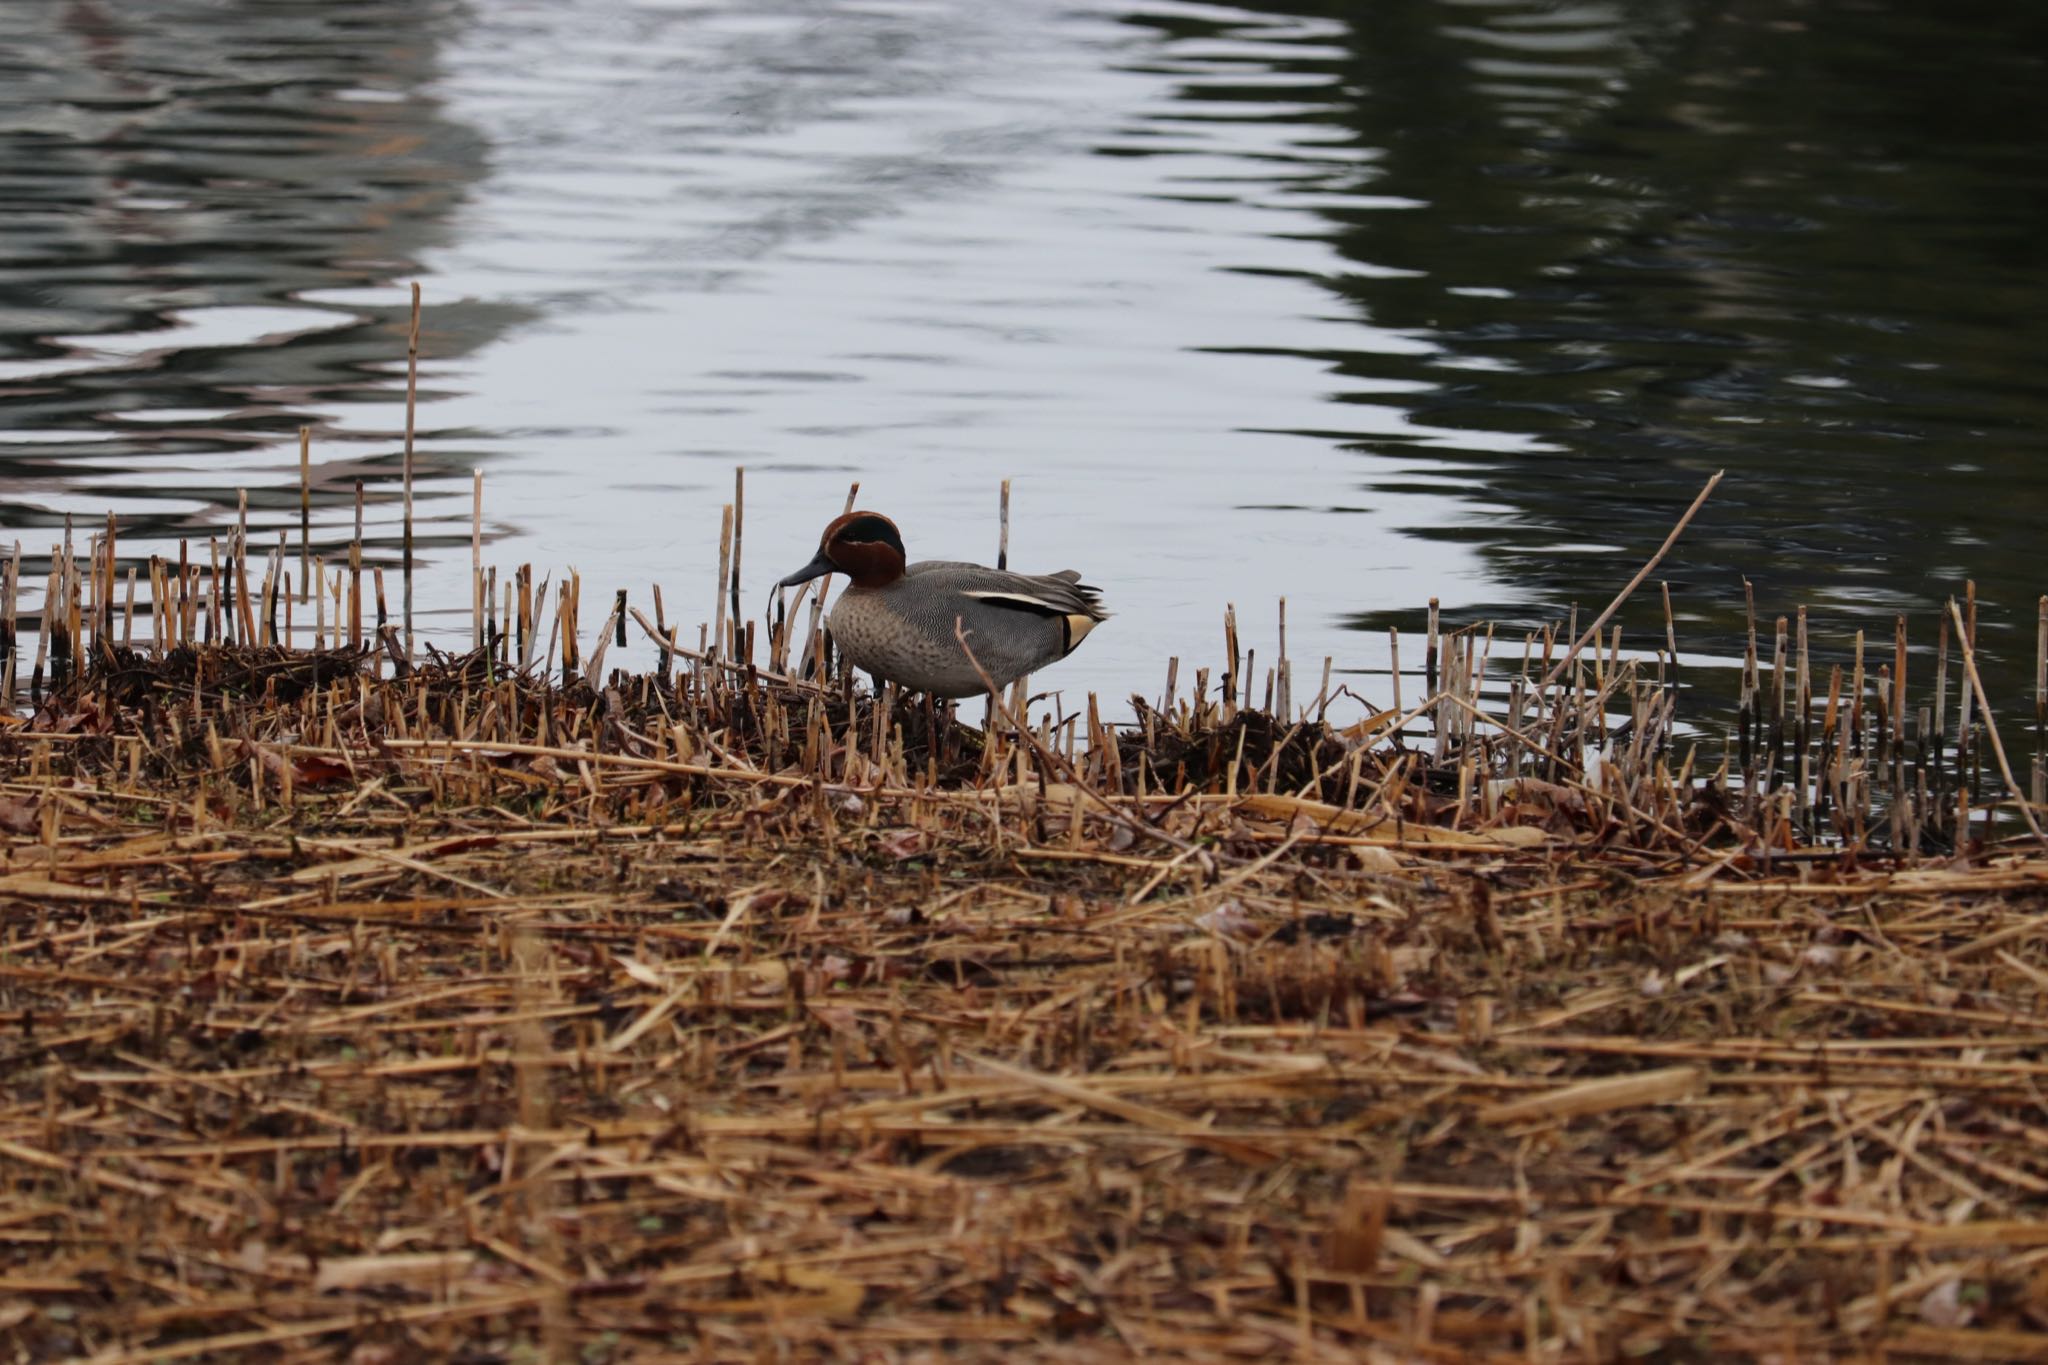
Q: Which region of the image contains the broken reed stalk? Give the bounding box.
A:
[473,468,484,652]
[712,504,733,661]
[1278,596,1291,721]
[1661,579,1677,681]
[584,589,621,688]
[1947,597,2047,846]
[298,426,311,605]
[403,281,421,662]
[1957,581,1977,777]
[1542,469,1723,688]
[101,510,117,642]
[729,466,745,660]
[1425,597,1439,700]
[2038,594,2047,741]
[351,480,365,651]
[234,535,257,650]
[1222,603,1238,724]
[229,493,246,646]
[562,573,581,690]
[1388,627,1401,715]
[2037,595,2047,808]
[998,478,1011,572]
[1,541,17,706]
[652,585,672,682]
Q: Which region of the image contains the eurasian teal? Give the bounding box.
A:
[775,511,1106,698]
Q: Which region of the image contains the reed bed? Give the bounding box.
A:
[4,296,2048,1358]
[3,495,2048,1361]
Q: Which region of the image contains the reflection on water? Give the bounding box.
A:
[0,0,508,545]
[2,0,2042,712]
[1231,0,2048,666]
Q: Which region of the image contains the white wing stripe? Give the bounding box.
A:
[959,589,1068,613]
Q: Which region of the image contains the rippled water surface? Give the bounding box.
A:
[3,0,2044,709]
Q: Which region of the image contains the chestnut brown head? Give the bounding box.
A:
[775,511,908,591]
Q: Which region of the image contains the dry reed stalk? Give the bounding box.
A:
[472,467,484,651]
[1277,596,1291,720]
[83,532,100,658]
[179,539,195,644]
[1477,1065,1700,1124]
[713,503,733,660]
[351,480,364,650]
[651,583,671,682]
[1,540,16,705]
[998,478,1011,571]
[2038,594,2047,741]
[1892,612,1908,758]
[403,281,421,662]
[1946,598,2046,845]
[298,425,311,605]
[372,566,388,680]
[1660,578,1677,677]
[1222,603,1238,724]
[234,528,258,649]
[518,567,538,671]
[66,538,83,684]
[31,547,54,694]
[153,554,168,652]
[102,512,118,643]
[559,575,580,689]
[1387,626,1401,717]
[1934,609,1951,761]
[1542,470,1723,689]
[256,542,276,647]
[1425,597,1439,704]
[1958,579,1978,772]
[584,591,621,688]
[2036,595,2046,809]
[203,536,219,647]
[233,487,247,612]
[728,466,745,655]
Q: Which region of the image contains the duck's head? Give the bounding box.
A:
[775,510,907,590]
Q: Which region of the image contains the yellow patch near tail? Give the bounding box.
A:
[1062,613,1099,655]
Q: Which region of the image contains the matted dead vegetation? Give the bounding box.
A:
[4,593,2048,1365]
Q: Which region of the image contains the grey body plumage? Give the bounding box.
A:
[830,561,1105,698]
[775,511,1108,698]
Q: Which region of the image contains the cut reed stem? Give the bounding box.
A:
[403,281,421,662]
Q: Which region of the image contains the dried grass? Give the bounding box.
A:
[4,612,2047,1363]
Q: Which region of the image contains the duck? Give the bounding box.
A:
[774,510,1107,698]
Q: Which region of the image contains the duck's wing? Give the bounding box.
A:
[908,562,1108,621]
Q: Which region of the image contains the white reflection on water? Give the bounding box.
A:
[0,0,1618,716]
[383,0,1532,705]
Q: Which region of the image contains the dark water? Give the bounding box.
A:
[2,0,2043,718]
